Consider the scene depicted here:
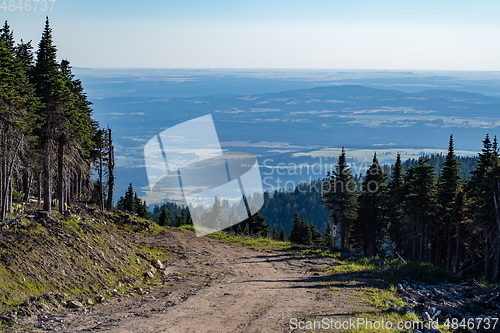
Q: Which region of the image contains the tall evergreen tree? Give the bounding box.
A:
[289,211,301,244]
[174,211,186,227]
[387,152,405,254]
[437,135,462,270]
[404,157,436,261]
[202,196,226,231]
[451,187,470,274]
[272,226,277,240]
[121,183,135,212]
[32,17,69,212]
[469,134,500,280]
[322,147,358,250]
[323,222,334,248]
[158,204,171,226]
[351,153,387,256]
[279,226,286,241]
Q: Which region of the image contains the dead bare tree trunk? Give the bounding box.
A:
[494,245,499,281]
[424,230,428,261]
[7,181,12,214]
[37,171,42,206]
[57,134,65,213]
[43,138,52,213]
[485,231,490,280]
[1,135,24,219]
[447,224,452,271]
[435,234,440,266]
[1,158,5,220]
[23,170,32,202]
[455,223,461,273]
[419,221,424,261]
[98,151,104,211]
[412,223,416,260]
[107,128,114,211]
[77,170,81,202]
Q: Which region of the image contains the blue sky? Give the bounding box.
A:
[2,0,500,70]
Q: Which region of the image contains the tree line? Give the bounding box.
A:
[323,135,500,281]
[0,18,112,220]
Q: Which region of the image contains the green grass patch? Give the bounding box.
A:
[356,286,405,310]
[209,232,293,251]
[290,247,342,259]
[325,257,380,276]
[382,260,461,285]
[326,257,461,285]
[177,224,195,232]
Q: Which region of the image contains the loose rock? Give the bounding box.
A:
[67,300,83,309]
[152,259,164,269]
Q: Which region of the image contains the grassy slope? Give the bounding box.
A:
[0,210,168,317]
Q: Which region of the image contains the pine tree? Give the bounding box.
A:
[202,196,225,231]
[323,222,334,248]
[134,193,148,218]
[289,211,301,244]
[469,134,500,280]
[122,183,135,212]
[437,135,462,270]
[243,222,250,235]
[226,208,239,228]
[246,211,269,236]
[279,226,286,241]
[272,226,277,240]
[322,147,358,250]
[404,157,436,261]
[301,217,312,245]
[158,204,171,226]
[387,152,405,254]
[32,17,70,213]
[175,212,186,227]
[451,187,470,273]
[309,222,322,245]
[351,153,387,256]
[186,211,194,226]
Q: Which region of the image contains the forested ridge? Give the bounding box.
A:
[0,18,114,220]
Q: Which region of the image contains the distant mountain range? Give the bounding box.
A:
[83,72,500,200]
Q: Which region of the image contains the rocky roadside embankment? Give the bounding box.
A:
[0,207,195,330]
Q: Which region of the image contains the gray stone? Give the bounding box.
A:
[36,303,51,312]
[67,300,83,308]
[152,259,164,269]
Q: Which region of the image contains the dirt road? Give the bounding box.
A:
[29,229,367,333]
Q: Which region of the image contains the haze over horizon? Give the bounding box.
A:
[3,0,500,71]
